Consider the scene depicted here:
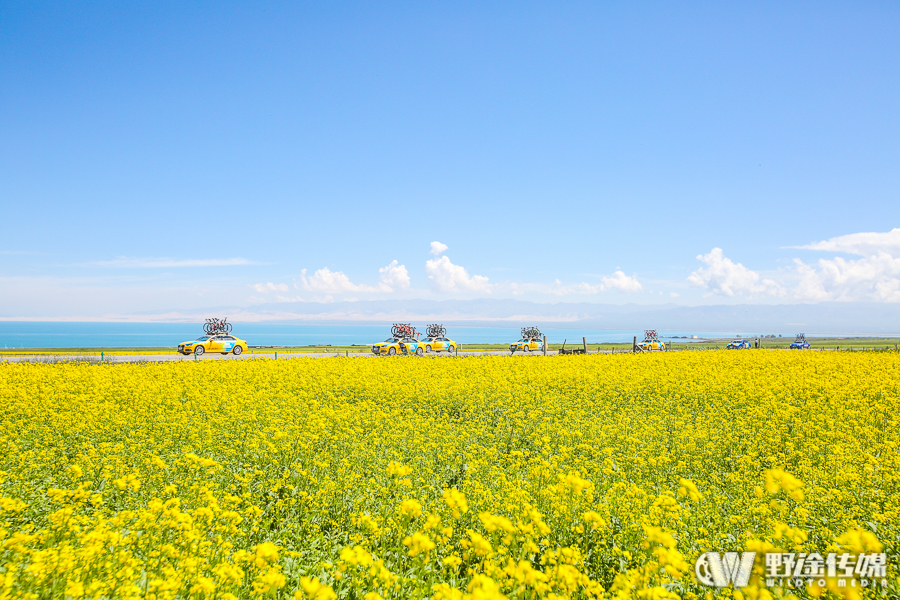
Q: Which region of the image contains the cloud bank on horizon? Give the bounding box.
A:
[243,230,900,305]
[248,242,645,302]
[2,229,900,319]
[685,228,900,303]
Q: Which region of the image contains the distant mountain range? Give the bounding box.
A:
[146,299,898,334]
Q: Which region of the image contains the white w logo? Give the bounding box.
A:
[695,552,756,587]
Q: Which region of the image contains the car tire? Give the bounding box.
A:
[194,346,205,355]
[523,346,530,352]
[415,347,424,356]
[388,347,396,356]
[448,345,455,354]
[425,345,432,353]
[233,345,243,356]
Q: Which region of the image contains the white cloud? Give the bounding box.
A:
[298,261,410,294]
[791,253,900,302]
[688,248,781,297]
[791,228,900,256]
[544,280,602,296]
[88,257,259,268]
[425,255,492,293]
[299,268,358,293]
[786,228,900,302]
[430,241,449,256]
[378,260,410,290]
[601,270,643,293]
[251,282,289,293]
[509,271,643,296]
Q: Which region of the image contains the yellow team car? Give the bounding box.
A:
[636,338,666,351]
[509,337,543,353]
[178,334,248,356]
[372,337,416,356]
[400,336,457,355]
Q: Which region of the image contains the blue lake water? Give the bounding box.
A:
[0,322,791,348]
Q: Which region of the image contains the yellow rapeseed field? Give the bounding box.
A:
[0,352,897,599]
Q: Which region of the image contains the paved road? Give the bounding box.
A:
[1,349,632,363]
[6,348,843,363]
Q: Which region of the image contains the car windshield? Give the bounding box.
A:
[383,338,398,343]
[195,336,211,341]
[518,338,528,342]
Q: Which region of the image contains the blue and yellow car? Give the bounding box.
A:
[401,336,457,356]
[509,337,543,353]
[372,337,416,356]
[178,334,248,356]
[636,337,666,351]
[727,339,752,349]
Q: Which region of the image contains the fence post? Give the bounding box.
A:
[543,336,547,356]
[582,337,587,354]
[633,336,637,353]
[101,352,104,362]
[275,352,278,360]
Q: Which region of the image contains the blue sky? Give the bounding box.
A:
[2,1,899,319]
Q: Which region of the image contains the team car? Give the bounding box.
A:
[509,337,543,353]
[727,339,752,349]
[178,334,247,355]
[372,337,417,356]
[401,336,457,356]
[790,334,811,350]
[636,337,666,351]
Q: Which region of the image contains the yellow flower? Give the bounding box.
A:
[465,574,506,600]
[339,545,373,567]
[189,576,216,594]
[296,576,337,600]
[677,478,702,502]
[64,580,85,598]
[403,531,436,557]
[443,554,462,568]
[433,582,465,600]
[253,542,280,568]
[387,461,412,476]
[763,469,804,501]
[836,527,883,553]
[400,498,423,518]
[442,488,468,519]
[254,565,286,593]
